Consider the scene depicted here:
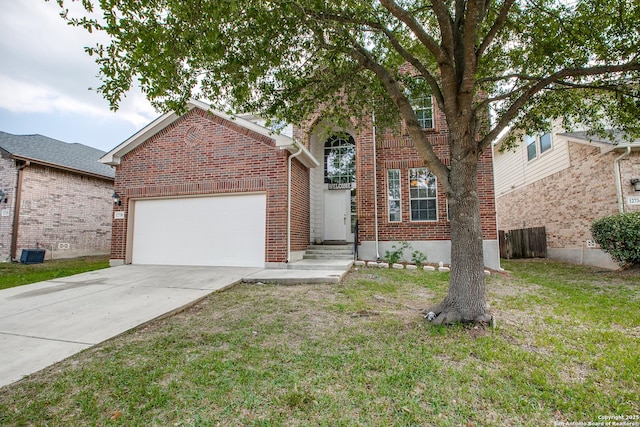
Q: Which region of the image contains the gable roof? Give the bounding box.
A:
[100,100,319,168]
[0,131,115,180]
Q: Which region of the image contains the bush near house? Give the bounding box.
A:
[591,212,640,267]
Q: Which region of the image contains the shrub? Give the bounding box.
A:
[383,241,411,264]
[383,242,428,267]
[411,249,428,267]
[591,212,640,266]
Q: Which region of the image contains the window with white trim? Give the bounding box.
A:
[539,132,552,153]
[413,95,433,129]
[407,79,434,129]
[526,134,537,161]
[446,198,450,221]
[324,134,356,184]
[387,169,401,222]
[409,168,437,221]
[526,126,553,161]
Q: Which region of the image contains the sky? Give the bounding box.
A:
[0,1,159,152]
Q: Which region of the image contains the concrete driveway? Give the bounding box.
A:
[0,265,261,388]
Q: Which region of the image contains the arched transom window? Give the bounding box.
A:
[324,134,356,185]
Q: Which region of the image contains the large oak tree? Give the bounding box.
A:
[57,0,640,324]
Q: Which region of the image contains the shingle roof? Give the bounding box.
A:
[0,131,115,179]
[559,130,640,146]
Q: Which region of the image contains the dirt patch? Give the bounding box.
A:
[488,275,544,298]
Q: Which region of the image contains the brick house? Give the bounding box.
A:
[493,124,640,269]
[101,99,500,269]
[0,131,115,261]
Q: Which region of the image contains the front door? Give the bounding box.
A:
[323,134,356,243]
[324,190,350,241]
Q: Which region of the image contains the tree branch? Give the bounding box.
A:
[476,73,539,84]
[478,61,640,149]
[378,0,448,65]
[376,28,446,110]
[295,7,448,112]
[477,0,516,58]
[432,0,456,61]
[348,42,451,189]
[460,0,481,94]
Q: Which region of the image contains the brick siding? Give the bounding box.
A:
[0,158,18,260]
[356,126,497,243]
[111,102,498,265]
[496,143,639,250]
[296,103,497,245]
[0,160,112,260]
[291,157,311,252]
[111,108,306,264]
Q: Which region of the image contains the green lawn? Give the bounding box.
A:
[0,259,638,426]
[0,256,109,290]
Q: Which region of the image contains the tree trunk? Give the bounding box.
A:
[427,135,492,325]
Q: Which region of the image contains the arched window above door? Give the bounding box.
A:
[324,134,356,185]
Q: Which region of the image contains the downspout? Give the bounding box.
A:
[372,112,380,260]
[491,142,502,271]
[11,161,30,261]
[614,146,631,213]
[287,143,303,265]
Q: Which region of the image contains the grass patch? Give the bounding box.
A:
[0,256,109,290]
[0,259,638,426]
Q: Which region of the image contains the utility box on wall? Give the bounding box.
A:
[20,249,46,264]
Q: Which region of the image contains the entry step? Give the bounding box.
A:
[303,244,354,260]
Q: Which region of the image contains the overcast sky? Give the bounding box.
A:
[0,1,159,152]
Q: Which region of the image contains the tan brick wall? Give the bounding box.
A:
[620,151,640,212]
[0,158,18,261]
[14,164,112,259]
[496,142,639,250]
[112,108,303,264]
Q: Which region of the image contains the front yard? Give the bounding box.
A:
[0,256,109,290]
[0,260,638,426]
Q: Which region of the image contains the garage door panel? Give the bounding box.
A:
[131,194,266,267]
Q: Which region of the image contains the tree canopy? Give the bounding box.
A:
[60,0,640,143]
[57,0,640,324]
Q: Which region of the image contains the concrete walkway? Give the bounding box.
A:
[242,259,354,284]
[0,265,260,388]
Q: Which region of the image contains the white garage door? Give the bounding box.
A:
[131,194,266,267]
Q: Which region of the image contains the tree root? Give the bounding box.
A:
[421,303,493,326]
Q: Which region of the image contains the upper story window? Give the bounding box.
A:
[526,130,553,161]
[413,95,434,129]
[409,168,437,221]
[407,79,434,129]
[526,134,537,161]
[539,132,552,153]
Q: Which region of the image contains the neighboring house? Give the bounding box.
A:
[493,123,640,269]
[0,131,115,261]
[100,99,500,269]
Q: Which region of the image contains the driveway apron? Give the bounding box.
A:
[0,265,260,388]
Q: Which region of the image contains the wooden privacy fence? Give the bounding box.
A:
[499,227,547,259]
